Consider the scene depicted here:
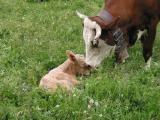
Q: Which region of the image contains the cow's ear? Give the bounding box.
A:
[66,50,77,62]
[89,16,120,29]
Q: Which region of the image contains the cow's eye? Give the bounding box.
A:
[93,29,96,35]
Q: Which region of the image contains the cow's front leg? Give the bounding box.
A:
[128,28,139,47]
[115,42,129,63]
[114,30,129,64]
[120,48,129,63]
[141,18,159,69]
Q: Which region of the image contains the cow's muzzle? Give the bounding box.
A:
[91,38,99,48]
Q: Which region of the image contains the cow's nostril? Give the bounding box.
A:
[91,39,99,48]
[87,65,91,67]
[86,64,92,69]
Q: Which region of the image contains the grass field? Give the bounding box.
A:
[0,0,160,119]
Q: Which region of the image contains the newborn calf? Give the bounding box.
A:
[39,50,91,92]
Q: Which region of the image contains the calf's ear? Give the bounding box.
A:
[66,50,77,62]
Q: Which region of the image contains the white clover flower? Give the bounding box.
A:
[99,114,103,117]
[89,99,94,104]
[88,105,91,109]
[55,105,60,108]
[83,110,87,114]
[95,101,99,107]
[73,94,76,97]
[36,106,41,110]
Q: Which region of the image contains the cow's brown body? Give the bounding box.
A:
[92,0,160,64]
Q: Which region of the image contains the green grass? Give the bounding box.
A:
[0,0,160,119]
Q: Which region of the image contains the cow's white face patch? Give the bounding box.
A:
[82,18,114,67]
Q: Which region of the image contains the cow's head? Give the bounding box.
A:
[76,11,115,67]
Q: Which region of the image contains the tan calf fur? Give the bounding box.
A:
[39,50,91,92]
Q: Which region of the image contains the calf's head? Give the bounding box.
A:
[76,11,115,67]
[66,50,91,75]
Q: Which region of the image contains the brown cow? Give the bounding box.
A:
[77,0,160,69]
